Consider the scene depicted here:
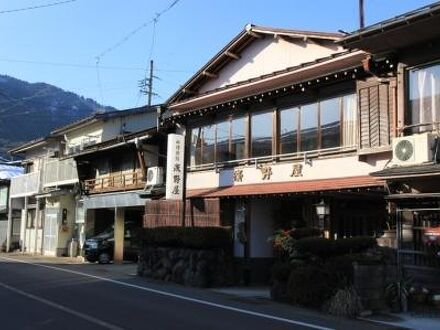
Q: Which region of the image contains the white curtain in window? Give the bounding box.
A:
[342,94,358,147]
[431,72,437,125]
[417,70,427,127]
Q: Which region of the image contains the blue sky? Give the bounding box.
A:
[0,0,435,110]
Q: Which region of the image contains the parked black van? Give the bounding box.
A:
[83,222,140,264]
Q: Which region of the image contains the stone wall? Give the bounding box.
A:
[137,246,232,288]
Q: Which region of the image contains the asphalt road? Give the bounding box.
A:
[0,255,397,330]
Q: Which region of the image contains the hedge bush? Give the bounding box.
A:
[333,236,377,255]
[287,265,337,308]
[142,226,232,250]
[293,236,377,260]
[271,262,295,282]
[290,227,322,240]
[293,237,334,259]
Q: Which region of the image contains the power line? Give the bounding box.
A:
[0,58,193,72]
[0,58,145,71]
[95,0,180,63]
[0,0,77,14]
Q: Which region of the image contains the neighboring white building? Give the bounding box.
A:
[6,106,164,262]
[0,164,22,250]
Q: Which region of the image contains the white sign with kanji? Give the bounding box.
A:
[165,133,184,200]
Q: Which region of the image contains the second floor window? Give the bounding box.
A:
[408,62,440,133]
[251,111,273,157]
[189,93,358,167]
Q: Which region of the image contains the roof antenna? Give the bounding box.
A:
[359,0,365,29]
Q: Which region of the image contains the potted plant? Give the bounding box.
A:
[385,276,412,312]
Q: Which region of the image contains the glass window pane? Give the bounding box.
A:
[320,97,341,149]
[251,111,272,157]
[342,94,358,147]
[201,125,215,164]
[216,120,230,162]
[280,107,298,154]
[408,64,440,133]
[231,117,246,160]
[300,103,318,151]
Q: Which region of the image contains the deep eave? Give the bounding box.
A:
[338,1,440,53]
[51,105,160,136]
[8,136,56,155]
[167,49,367,114]
[166,24,342,105]
[187,176,385,198]
[70,126,162,159]
[371,163,440,180]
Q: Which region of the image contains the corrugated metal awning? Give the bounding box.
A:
[82,190,147,210]
[187,176,385,198]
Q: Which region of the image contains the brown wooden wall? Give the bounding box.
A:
[143,198,221,228]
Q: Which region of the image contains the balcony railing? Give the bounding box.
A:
[43,158,79,188]
[84,170,144,194]
[10,171,41,198]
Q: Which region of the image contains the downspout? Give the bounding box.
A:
[6,182,12,252]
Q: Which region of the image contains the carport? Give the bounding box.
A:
[81,191,146,263]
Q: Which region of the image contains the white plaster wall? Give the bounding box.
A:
[199,38,342,94]
[56,195,76,253]
[101,112,156,141]
[65,122,104,147]
[249,199,275,258]
[187,153,390,190]
[25,141,59,172]
[65,112,156,149]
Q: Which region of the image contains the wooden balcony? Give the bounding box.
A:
[84,170,145,194]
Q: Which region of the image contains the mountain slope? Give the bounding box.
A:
[0,75,115,158]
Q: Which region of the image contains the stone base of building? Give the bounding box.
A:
[137,246,232,287]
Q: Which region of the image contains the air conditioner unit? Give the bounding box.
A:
[146,167,163,186]
[392,133,434,166]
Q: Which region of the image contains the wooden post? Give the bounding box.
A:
[113,207,124,264]
[6,190,12,252]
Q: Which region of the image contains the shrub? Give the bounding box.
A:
[333,236,377,255]
[287,265,337,308]
[271,262,294,282]
[290,227,322,240]
[142,226,232,250]
[293,237,334,259]
[294,236,377,260]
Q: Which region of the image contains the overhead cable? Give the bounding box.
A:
[0,0,77,14]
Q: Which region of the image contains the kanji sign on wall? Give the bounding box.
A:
[166,134,185,200]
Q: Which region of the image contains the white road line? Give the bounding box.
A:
[0,256,334,330]
[0,280,124,330]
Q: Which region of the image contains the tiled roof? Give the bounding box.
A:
[371,163,440,179]
[187,175,385,198]
[338,1,440,52]
[51,105,160,135]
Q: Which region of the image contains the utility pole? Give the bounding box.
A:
[359,0,365,29]
[147,60,154,107]
[138,59,157,107]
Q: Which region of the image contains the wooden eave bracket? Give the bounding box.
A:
[247,31,263,39]
[182,88,196,95]
[202,71,218,78]
[225,51,240,60]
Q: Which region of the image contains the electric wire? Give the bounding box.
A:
[0,0,77,14]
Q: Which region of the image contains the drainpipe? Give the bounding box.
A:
[6,186,12,252]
